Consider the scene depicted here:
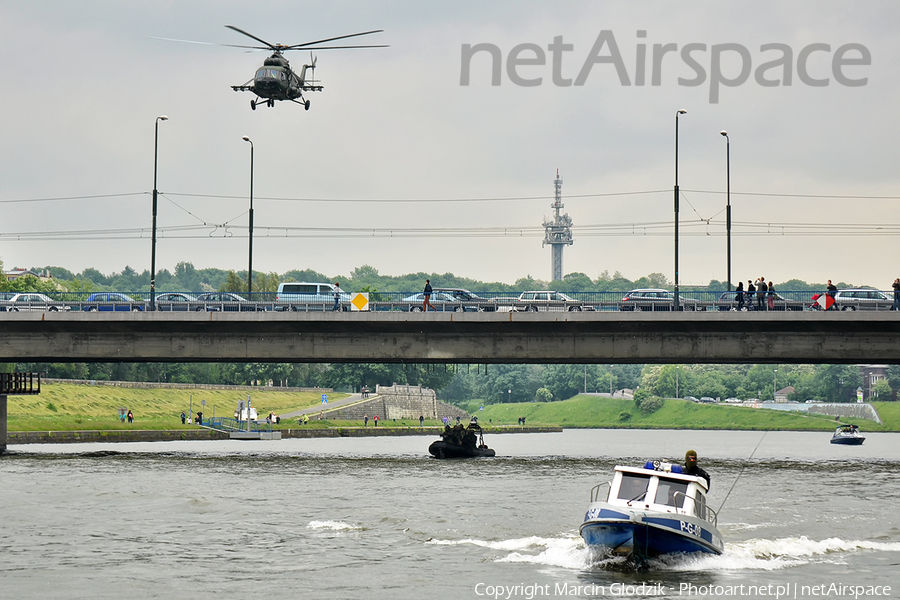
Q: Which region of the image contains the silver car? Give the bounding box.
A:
[514,291,593,312]
[832,288,892,311]
[2,292,71,312]
[619,289,700,311]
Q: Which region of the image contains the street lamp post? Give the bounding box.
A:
[242,136,254,296]
[674,109,687,310]
[150,115,168,311]
[676,365,680,399]
[774,369,778,402]
[721,130,731,291]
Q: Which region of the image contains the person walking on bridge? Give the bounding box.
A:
[423,279,436,312]
[892,278,900,311]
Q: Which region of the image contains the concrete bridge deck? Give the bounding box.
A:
[2,310,899,364]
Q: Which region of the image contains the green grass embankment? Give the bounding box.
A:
[7,383,349,431]
[6,384,899,432]
[472,395,900,432]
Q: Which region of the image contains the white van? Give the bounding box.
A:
[276,282,351,311]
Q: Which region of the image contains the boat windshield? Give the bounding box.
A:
[617,473,652,501]
[654,479,689,508]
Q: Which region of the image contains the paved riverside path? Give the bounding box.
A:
[280,393,369,420]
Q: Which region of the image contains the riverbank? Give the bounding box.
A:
[6,426,561,445]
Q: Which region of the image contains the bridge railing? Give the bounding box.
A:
[3,290,895,312]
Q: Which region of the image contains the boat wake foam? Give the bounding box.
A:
[306,520,361,532]
[430,534,900,572]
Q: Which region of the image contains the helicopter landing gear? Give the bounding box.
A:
[250,99,257,110]
[304,100,310,111]
[267,99,275,108]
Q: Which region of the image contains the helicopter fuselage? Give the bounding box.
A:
[232,52,321,109]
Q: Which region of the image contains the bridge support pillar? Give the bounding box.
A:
[1,394,7,454]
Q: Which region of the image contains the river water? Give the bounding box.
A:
[2,429,899,600]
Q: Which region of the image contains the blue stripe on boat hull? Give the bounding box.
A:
[580,519,721,559]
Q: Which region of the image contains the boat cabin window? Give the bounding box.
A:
[617,473,652,502]
[655,479,689,508]
[694,491,708,520]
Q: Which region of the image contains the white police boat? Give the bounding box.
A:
[579,461,724,567]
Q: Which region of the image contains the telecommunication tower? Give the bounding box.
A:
[542,170,573,281]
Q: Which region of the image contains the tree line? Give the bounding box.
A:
[1,258,862,295]
[7,361,896,406]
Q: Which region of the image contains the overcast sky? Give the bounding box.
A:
[1,1,898,288]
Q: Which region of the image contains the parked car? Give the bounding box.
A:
[512,291,594,312]
[433,288,493,312]
[195,292,263,312]
[699,396,717,403]
[2,292,71,312]
[619,289,700,311]
[684,396,699,402]
[275,282,350,311]
[83,292,144,311]
[832,288,893,311]
[153,293,200,311]
[713,291,805,311]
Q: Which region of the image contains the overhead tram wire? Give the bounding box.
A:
[5,218,900,242]
[6,189,900,205]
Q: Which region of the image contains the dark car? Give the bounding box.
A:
[195,292,264,312]
[83,292,145,312]
[153,292,200,311]
[714,291,805,311]
[433,288,493,312]
[619,289,699,311]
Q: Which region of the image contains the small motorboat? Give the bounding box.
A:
[831,424,865,445]
[428,420,495,459]
[579,461,724,568]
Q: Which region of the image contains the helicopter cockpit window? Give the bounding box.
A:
[256,69,284,80]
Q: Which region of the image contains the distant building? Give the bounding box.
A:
[774,386,794,403]
[2,267,53,283]
[858,364,888,400]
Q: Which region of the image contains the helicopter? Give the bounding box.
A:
[152,26,386,110]
[225,25,386,110]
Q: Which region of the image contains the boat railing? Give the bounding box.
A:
[589,481,611,503]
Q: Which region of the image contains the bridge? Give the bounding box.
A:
[2,311,899,364]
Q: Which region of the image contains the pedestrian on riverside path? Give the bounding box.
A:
[364,414,369,427]
[374,415,379,427]
[127,410,133,423]
[419,415,424,427]
[746,280,755,311]
[180,411,186,425]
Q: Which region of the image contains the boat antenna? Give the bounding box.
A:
[716,430,767,514]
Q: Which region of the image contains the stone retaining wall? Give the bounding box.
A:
[325,385,469,421]
[808,403,883,424]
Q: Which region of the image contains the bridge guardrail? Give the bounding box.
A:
[3,290,897,313]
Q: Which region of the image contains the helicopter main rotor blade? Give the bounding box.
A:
[147,35,220,46]
[287,29,384,49]
[287,44,389,50]
[225,25,278,51]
